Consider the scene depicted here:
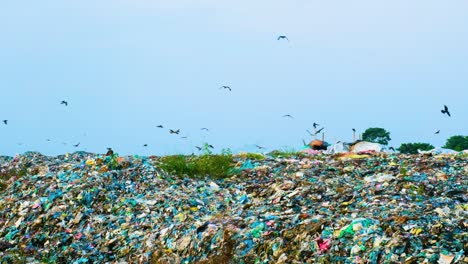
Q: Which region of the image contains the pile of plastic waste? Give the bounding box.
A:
[0,151,466,263]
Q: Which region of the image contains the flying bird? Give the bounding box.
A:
[255,145,266,150]
[389,147,396,151]
[195,146,202,151]
[352,128,356,132]
[441,105,451,117]
[315,127,325,135]
[313,123,319,129]
[282,114,294,119]
[156,125,164,128]
[169,129,180,135]
[181,136,188,139]
[435,130,440,134]
[208,144,214,149]
[73,143,80,147]
[277,35,289,41]
[201,128,209,131]
[60,100,68,106]
[2,120,7,125]
[143,144,148,147]
[220,86,231,91]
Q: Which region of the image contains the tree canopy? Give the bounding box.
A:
[398,142,434,154]
[362,127,391,145]
[443,135,468,151]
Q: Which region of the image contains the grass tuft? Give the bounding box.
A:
[236,152,266,161]
[158,154,234,179]
[268,148,308,159]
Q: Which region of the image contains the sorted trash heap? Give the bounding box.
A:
[0,151,467,263]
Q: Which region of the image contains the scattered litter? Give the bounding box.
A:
[0,151,466,263]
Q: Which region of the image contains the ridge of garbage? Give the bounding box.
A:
[0,151,467,263]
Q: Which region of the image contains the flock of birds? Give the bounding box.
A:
[1,34,454,153]
[0,100,455,153]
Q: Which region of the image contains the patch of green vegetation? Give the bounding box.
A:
[444,135,468,152]
[159,153,234,179]
[236,152,266,161]
[196,154,234,178]
[398,142,434,154]
[159,155,192,176]
[268,148,307,159]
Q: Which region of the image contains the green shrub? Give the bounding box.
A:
[398,142,434,154]
[159,154,234,179]
[443,135,468,151]
[159,155,195,176]
[195,154,234,179]
[236,152,266,160]
[268,148,307,158]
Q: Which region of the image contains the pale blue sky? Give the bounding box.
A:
[0,0,467,156]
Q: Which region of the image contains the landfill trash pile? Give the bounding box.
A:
[0,151,467,263]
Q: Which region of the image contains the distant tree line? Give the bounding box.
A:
[397,143,434,154]
[360,127,467,153]
[442,135,468,151]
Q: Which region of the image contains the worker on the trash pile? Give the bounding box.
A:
[106,148,114,156]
